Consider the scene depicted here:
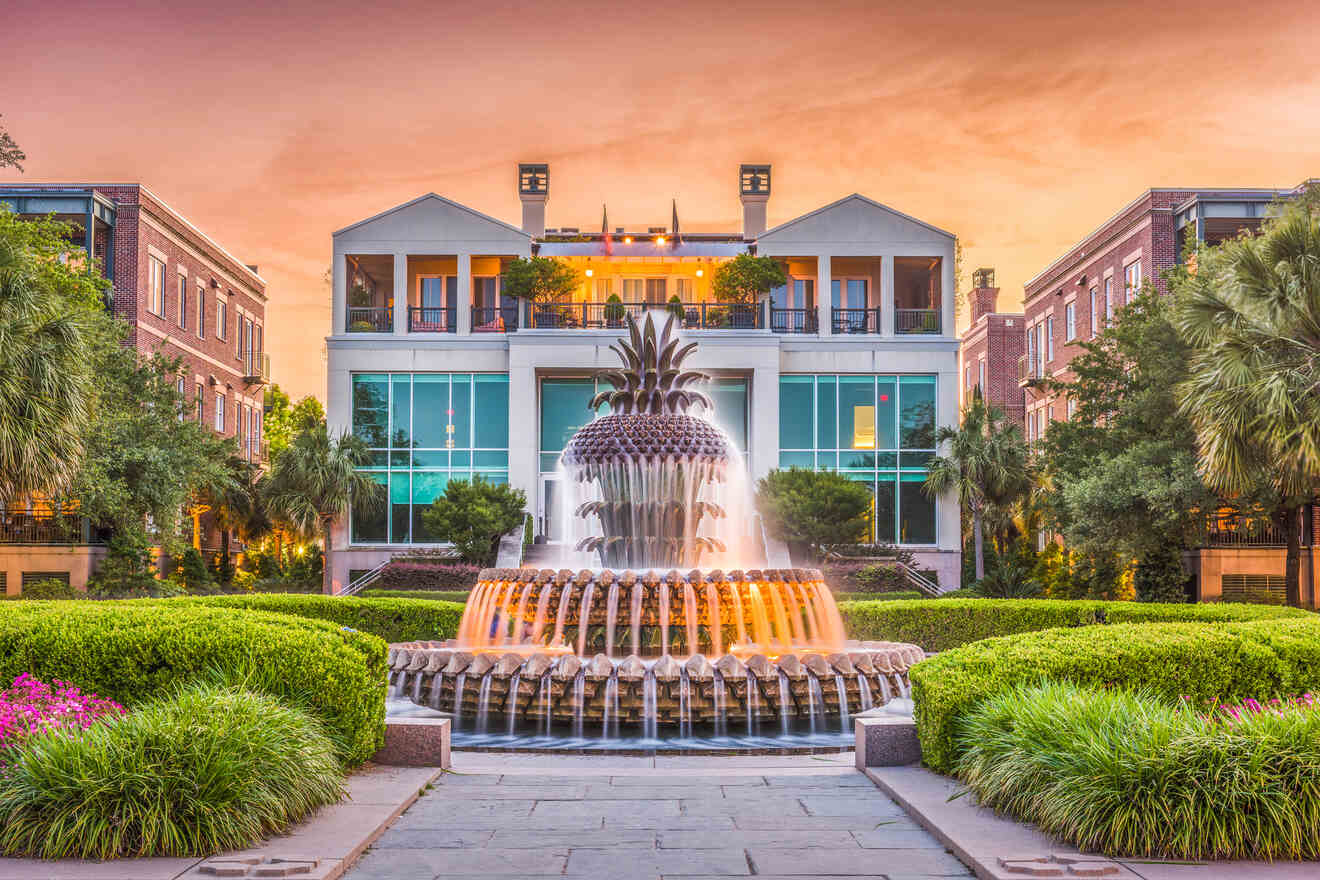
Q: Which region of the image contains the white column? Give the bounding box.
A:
[816,254,832,336]
[880,255,896,336]
[750,364,779,483]
[456,252,472,336]
[507,360,537,517]
[942,250,956,336]
[332,250,346,335]
[392,252,407,336]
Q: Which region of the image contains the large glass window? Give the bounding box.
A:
[778,374,939,545]
[350,372,509,544]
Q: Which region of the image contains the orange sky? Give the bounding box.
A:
[2,0,1317,401]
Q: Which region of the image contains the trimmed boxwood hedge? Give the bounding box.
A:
[911,616,1320,773]
[361,588,472,604]
[0,601,387,766]
[168,594,466,644]
[835,597,1310,652]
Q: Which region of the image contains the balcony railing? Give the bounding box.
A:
[408,306,456,333]
[769,306,818,334]
[347,306,391,333]
[832,307,881,334]
[472,305,519,333]
[528,301,763,330]
[0,507,100,545]
[896,308,942,334]
[1205,508,1314,548]
[1017,354,1044,385]
[241,350,269,385]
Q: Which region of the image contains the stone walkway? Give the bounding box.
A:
[344,751,973,879]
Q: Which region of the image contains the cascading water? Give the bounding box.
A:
[572,670,585,739]
[777,670,791,735]
[858,674,873,712]
[451,672,467,730]
[506,669,522,735]
[642,670,658,741]
[833,673,850,732]
[475,670,493,733]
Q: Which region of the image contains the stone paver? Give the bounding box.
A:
[342,752,974,879]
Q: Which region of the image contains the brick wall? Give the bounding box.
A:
[960,309,1025,429]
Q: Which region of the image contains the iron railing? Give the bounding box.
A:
[832,307,881,334]
[896,308,941,334]
[1017,354,1044,384]
[769,306,818,333]
[347,306,391,333]
[241,350,270,384]
[408,306,456,333]
[1205,509,1313,548]
[528,301,762,330]
[471,305,519,332]
[0,508,99,545]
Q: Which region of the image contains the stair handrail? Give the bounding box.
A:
[340,559,389,596]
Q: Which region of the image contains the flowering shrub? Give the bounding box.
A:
[1199,693,1317,724]
[0,674,124,766]
[376,558,481,590]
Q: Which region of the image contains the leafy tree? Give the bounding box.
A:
[1039,287,1217,578]
[262,384,324,460]
[421,476,527,565]
[1133,541,1190,603]
[0,116,23,171]
[199,453,271,584]
[923,388,1032,580]
[973,542,1043,598]
[1173,188,1320,607]
[499,256,580,302]
[0,209,103,503]
[175,546,214,591]
[711,254,787,305]
[755,468,872,561]
[263,424,382,594]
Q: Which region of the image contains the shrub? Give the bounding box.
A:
[0,601,386,765]
[955,681,1320,860]
[0,674,124,764]
[829,590,925,603]
[363,588,471,603]
[835,596,1306,653]
[173,593,466,643]
[756,468,872,559]
[86,532,167,598]
[376,557,481,591]
[911,616,1320,773]
[0,683,344,859]
[421,476,527,565]
[175,547,214,591]
[16,578,78,600]
[973,550,1043,598]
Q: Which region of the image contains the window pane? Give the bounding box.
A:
[846,475,875,542]
[351,473,388,543]
[875,474,897,543]
[352,374,389,447]
[815,376,836,450]
[840,451,875,468]
[474,451,508,467]
[838,376,875,451]
[708,377,747,451]
[390,375,411,448]
[541,378,595,458]
[815,452,836,469]
[474,374,509,449]
[450,374,471,449]
[830,279,842,308]
[898,472,936,544]
[900,375,936,449]
[778,376,814,449]
[794,279,814,310]
[413,375,449,448]
[778,451,814,468]
[847,279,867,309]
[390,472,411,543]
[876,378,897,450]
[411,471,448,542]
[894,257,942,310]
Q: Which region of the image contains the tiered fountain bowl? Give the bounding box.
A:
[390,314,924,747]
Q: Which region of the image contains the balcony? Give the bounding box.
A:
[528,301,763,330]
[1017,354,1044,386]
[347,306,392,333]
[408,306,457,333]
[769,306,817,334]
[241,351,270,385]
[832,307,881,334]
[0,506,100,545]
[472,305,519,333]
[896,308,941,334]
[1205,508,1314,548]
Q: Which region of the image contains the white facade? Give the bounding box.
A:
[327,182,961,591]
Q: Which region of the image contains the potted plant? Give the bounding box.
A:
[348,283,373,309]
[604,293,625,327]
[666,294,685,322]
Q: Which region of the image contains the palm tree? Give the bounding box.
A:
[263,424,382,594]
[199,453,271,577]
[924,388,1033,581]
[1175,189,1320,607]
[0,212,97,503]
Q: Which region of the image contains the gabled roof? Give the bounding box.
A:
[758,193,955,242]
[333,192,531,239]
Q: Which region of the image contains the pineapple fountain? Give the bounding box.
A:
[388,313,922,747]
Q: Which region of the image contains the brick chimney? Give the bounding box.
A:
[969,267,999,324]
[518,163,548,237]
[739,164,771,239]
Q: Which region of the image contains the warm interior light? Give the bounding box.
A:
[696,269,704,277]
[585,268,593,277]
[623,236,633,244]
[853,405,876,449]
[656,236,666,245]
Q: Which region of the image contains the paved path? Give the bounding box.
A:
[345,751,973,880]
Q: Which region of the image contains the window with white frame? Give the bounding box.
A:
[148,256,166,317]
[1046,315,1054,362]
[622,278,644,300]
[1089,286,1099,337]
[1104,277,1114,323]
[195,383,204,422]
[978,358,985,390]
[1036,322,1046,373]
[675,278,693,300]
[216,298,227,341]
[1124,260,1141,296]
[593,277,614,300]
[965,364,972,389]
[196,283,205,338]
[177,276,188,329]
[1065,302,1076,340]
[176,377,186,421]
[214,393,226,432]
[1067,396,1077,419]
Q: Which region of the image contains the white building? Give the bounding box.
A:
[326,165,961,591]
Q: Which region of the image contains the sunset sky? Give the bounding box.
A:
[3,0,1317,401]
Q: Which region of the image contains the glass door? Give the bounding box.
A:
[539,474,562,542]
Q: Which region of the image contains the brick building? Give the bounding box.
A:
[0,183,270,592]
[958,268,1024,427]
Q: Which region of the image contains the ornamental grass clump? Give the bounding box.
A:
[0,682,344,859]
[955,681,1320,861]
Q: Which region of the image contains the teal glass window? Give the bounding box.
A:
[350,373,509,544]
[778,374,938,545]
[540,379,596,467]
[707,377,748,452]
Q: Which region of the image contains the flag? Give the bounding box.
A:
[671,199,682,249]
[602,204,613,256]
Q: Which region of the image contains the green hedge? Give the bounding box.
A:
[836,598,1309,652]
[0,601,387,766]
[911,616,1320,773]
[169,594,466,643]
[362,588,472,603]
